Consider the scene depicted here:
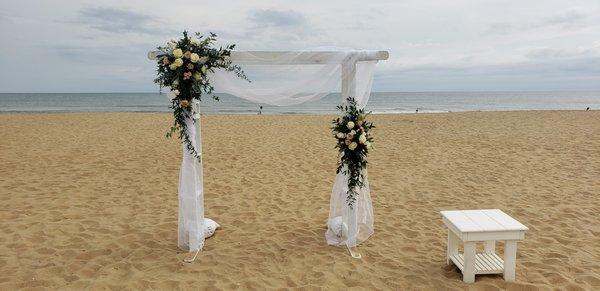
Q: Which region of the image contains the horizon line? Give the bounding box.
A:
[1,90,600,94]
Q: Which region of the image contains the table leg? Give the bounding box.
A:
[504,240,517,281]
[463,241,476,283]
[484,240,495,254]
[447,230,459,265]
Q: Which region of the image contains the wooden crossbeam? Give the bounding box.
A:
[148,50,389,64]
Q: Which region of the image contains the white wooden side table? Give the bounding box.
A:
[440,209,528,283]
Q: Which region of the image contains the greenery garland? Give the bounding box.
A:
[331,97,375,208]
[153,31,247,160]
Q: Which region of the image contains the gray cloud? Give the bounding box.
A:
[487,9,592,36]
[67,7,165,35]
[249,9,307,28]
[541,10,587,28]
[378,55,600,91]
[217,9,320,48]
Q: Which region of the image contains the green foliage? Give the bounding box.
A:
[331,97,375,208]
[153,31,247,160]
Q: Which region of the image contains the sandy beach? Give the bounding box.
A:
[1,111,599,290]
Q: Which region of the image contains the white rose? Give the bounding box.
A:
[336,132,345,139]
[348,142,358,151]
[201,65,208,74]
[359,134,367,144]
[172,89,180,96]
[169,64,177,70]
[173,48,183,58]
[174,58,183,67]
[346,121,355,129]
[168,41,176,50]
[190,53,200,63]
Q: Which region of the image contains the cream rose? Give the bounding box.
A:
[358,134,367,144]
[193,72,202,81]
[172,48,183,58]
[348,142,358,151]
[201,65,208,74]
[336,132,345,139]
[169,64,177,70]
[366,141,372,149]
[346,121,355,129]
[174,58,183,67]
[172,89,180,96]
[190,53,200,63]
[198,56,209,64]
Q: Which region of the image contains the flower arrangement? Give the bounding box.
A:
[153,31,247,159]
[331,97,375,208]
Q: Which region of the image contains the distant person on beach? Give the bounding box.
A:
[259,106,263,115]
[415,108,419,113]
[586,107,590,111]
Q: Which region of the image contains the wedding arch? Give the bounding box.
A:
[149,48,389,260]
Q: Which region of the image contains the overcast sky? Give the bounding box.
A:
[1,0,599,92]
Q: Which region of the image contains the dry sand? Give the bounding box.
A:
[1,111,599,290]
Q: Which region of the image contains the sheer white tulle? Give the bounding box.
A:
[210,50,379,248]
[211,50,377,107]
[175,100,219,252]
[177,110,205,252]
[326,167,374,247]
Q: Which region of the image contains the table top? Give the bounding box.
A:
[441,209,528,233]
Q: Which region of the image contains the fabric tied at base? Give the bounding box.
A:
[325,166,374,247]
[177,109,219,252]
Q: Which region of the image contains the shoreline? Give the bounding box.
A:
[0,108,596,115]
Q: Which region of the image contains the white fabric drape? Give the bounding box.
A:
[325,167,374,247]
[178,112,205,252]
[211,51,377,107]
[209,50,379,249]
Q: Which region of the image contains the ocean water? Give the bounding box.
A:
[0,92,598,114]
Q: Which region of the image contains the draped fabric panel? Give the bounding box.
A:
[211,51,377,107]
[178,112,205,252]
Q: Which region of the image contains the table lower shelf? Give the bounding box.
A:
[450,253,504,274]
